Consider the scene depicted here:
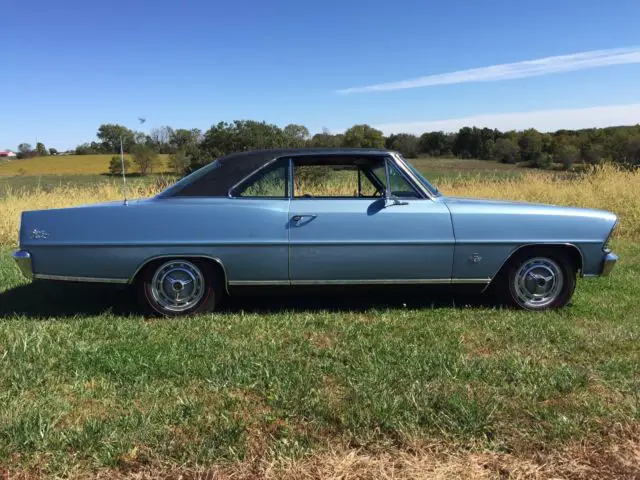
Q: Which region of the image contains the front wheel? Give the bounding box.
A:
[504,253,576,310]
[138,259,220,316]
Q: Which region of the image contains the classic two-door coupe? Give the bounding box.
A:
[13,148,617,315]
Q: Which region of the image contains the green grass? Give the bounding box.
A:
[0,241,638,475]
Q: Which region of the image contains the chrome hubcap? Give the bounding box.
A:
[514,257,563,309]
[150,260,205,312]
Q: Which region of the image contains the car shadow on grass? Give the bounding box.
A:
[0,281,499,319]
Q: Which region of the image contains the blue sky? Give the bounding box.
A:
[2,0,640,150]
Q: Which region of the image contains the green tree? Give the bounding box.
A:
[310,129,343,148]
[97,124,135,153]
[386,133,420,158]
[149,126,174,153]
[16,143,33,159]
[552,142,579,170]
[169,128,201,151]
[283,124,310,148]
[419,131,451,156]
[168,149,191,174]
[36,142,48,156]
[477,128,498,159]
[75,142,100,155]
[131,144,160,175]
[518,129,543,163]
[453,127,474,158]
[624,135,640,166]
[482,138,495,160]
[108,155,132,175]
[494,138,519,164]
[534,153,553,169]
[343,124,385,148]
[580,141,604,165]
[48,148,58,156]
[196,120,288,170]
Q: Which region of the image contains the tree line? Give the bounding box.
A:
[14,142,57,158]
[13,121,640,175]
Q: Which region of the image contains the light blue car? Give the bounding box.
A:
[13,148,618,316]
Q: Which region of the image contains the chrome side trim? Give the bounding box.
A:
[33,274,128,284]
[129,255,230,295]
[227,279,490,286]
[451,278,491,284]
[292,279,451,285]
[12,250,33,280]
[229,280,290,286]
[601,251,618,276]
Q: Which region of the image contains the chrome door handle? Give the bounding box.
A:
[291,214,317,222]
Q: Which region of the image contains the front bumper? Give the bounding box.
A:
[12,250,33,280]
[601,250,618,277]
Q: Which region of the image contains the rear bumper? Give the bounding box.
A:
[12,250,33,280]
[601,250,618,277]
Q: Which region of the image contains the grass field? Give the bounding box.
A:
[0,156,527,199]
[0,241,638,478]
[0,160,639,478]
[0,155,517,178]
[0,154,170,177]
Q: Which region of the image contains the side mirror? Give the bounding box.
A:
[384,196,409,208]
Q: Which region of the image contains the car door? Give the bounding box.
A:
[224,159,291,285]
[288,155,455,284]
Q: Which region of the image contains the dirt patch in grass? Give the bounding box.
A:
[3,425,636,479]
[306,331,337,350]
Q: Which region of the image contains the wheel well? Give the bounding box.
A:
[492,244,583,282]
[130,256,229,295]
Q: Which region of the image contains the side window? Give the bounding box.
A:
[371,160,420,198]
[387,162,420,198]
[293,160,383,198]
[294,165,359,197]
[233,162,288,198]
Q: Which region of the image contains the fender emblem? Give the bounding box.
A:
[470,253,482,264]
[30,229,49,240]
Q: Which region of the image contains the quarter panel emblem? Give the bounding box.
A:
[470,253,482,264]
[30,229,49,240]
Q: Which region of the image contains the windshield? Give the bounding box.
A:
[397,155,441,197]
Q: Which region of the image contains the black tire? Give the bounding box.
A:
[501,250,577,311]
[137,259,222,317]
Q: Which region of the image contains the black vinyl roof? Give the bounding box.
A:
[159,148,393,198]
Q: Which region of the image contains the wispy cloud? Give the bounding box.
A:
[337,47,640,94]
[373,104,640,135]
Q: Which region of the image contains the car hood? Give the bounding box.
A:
[442,196,617,222]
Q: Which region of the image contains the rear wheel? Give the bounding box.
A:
[503,251,576,310]
[138,259,221,316]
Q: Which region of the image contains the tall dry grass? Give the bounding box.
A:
[0,181,160,247]
[0,164,637,247]
[440,164,639,238]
